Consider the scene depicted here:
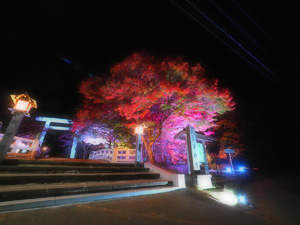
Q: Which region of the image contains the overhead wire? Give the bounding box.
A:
[232,0,278,47]
[184,0,277,79]
[169,0,275,80]
[208,0,269,56]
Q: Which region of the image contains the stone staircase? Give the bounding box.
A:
[0,159,178,212]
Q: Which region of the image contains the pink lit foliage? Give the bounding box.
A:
[73,122,114,159]
[78,52,235,164]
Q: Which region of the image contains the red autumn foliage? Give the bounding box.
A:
[77,52,235,163]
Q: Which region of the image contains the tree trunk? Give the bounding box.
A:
[148,142,156,164]
[141,136,156,164]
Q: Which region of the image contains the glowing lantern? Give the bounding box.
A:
[135,124,144,135]
[0,92,37,163]
[10,93,37,115]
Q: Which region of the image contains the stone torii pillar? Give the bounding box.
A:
[35,117,76,158]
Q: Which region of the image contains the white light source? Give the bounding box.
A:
[225,167,232,173]
[15,100,31,112]
[207,189,238,206]
[238,166,245,172]
[135,124,144,134]
[36,117,72,124]
[10,93,37,114]
[218,190,238,206]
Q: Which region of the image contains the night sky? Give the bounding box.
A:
[1,0,299,169]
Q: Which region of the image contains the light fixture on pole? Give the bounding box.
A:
[0,93,37,163]
[134,124,146,167]
[10,93,37,116]
[134,124,144,135]
[225,149,235,175]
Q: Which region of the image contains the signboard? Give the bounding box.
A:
[197,143,206,163]
[187,126,198,170]
[187,126,206,171]
[225,149,234,154]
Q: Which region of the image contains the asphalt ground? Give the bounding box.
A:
[0,188,275,225]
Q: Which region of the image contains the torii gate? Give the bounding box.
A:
[36,117,77,158]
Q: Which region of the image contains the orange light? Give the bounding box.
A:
[15,99,31,112]
[10,93,37,114]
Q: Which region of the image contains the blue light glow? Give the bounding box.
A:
[36,117,73,124]
[62,57,71,64]
[238,195,247,204]
[48,126,72,131]
[238,166,245,172]
[70,136,77,159]
[225,167,232,173]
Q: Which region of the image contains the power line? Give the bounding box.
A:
[232,0,278,47]
[169,0,276,80]
[185,0,276,78]
[208,0,269,56]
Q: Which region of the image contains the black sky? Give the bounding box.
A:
[1,0,299,168]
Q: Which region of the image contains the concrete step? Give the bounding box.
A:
[2,158,135,167]
[0,186,181,213]
[0,172,161,185]
[0,161,184,213]
[0,165,150,174]
[0,160,182,213]
[0,179,173,202]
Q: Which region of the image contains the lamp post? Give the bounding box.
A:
[135,124,144,167]
[225,149,235,175]
[0,93,37,163]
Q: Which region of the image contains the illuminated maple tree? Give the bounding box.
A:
[78,52,235,163]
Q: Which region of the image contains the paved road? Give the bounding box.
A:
[0,188,274,225]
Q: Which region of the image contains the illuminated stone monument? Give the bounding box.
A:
[174,126,215,189]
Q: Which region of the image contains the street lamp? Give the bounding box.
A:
[0,93,37,163]
[135,124,146,167]
[134,124,144,135]
[10,93,37,116]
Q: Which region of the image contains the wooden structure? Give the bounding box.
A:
[89,148,136,163]
[0,133,40,159]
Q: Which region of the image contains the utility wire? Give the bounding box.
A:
[184,0,277,79]
[232,0,278,47]
[208,0,269,56]
[169,0,273,80]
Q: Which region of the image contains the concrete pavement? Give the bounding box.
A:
[0,188,273,225]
